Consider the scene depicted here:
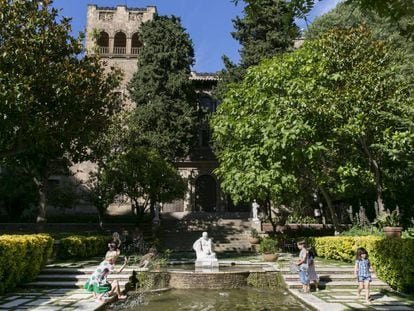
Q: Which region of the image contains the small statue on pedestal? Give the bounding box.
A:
[252,199,260,221]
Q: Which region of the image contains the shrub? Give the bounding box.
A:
[0,234,53,295]
[339,225,384,237]
[402,228,414,239]
[57,235,109,259]
[309,236,414,292]
[259,237,278,254]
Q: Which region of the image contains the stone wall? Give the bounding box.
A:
[168,271,250,289]
[132,270,285,290]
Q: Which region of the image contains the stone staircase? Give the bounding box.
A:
[24,260,132,291]
[161,214,254,253]
[279,257,390,290]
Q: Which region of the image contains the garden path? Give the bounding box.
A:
[279,253,414,310]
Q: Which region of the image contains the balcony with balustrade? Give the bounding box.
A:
[96,31,142,58]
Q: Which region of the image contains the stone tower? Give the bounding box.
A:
[85,4,156,101]
[82,5,245,214]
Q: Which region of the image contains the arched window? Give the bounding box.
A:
[131,33,142,55]
[97,31,109,54]
[113,32,126,54]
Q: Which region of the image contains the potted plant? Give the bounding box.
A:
[374,209,402,238]
[249,229,260,244]
[259,237,279,261]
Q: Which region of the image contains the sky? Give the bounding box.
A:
[53,0,341,72]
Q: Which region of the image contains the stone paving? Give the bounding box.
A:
[2,254,414,310]
[278,254,414,311]
[290,288,414,310]
[0,288,103,311]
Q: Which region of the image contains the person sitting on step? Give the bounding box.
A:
[84,250,128,302]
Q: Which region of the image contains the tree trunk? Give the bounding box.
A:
[318,185,340,230]
[360,138,385,215]
[97,206,104,230]
[132,198,144,224]
[149,199,155,218]
[262,197,277,233]
[34,175,48,224]
[371,158,386,216]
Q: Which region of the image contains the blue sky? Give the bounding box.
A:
[54,0,341,72]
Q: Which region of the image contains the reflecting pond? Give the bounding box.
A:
[105,288,309,311]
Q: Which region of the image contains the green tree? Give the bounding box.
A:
[232,0,300,68]
[306,2,414,53]
[0,166,38,221]
[128,15,197,160]
[0,0,122,222]
[211,27,414,229]
[215,0,302,100]
[104,147,187,221]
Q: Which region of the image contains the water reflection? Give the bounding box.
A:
[105,288,309,311]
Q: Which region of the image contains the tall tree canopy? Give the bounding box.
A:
[214,0,302,100]
[306,2,414,49]
[211,27,414,229]
[90,15,197,221]
[0,0,122,222]
[128,15,197,161]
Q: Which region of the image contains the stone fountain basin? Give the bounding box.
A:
[164,262,278,289]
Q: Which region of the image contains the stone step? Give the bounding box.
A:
[284,280,389,289]
[163,233,251,238]
[24,280,129,289]
[283,274,379,282]
[214,247,254,253]
[41,268,136,275]
[36,274,131,281]
[280,267,355,274]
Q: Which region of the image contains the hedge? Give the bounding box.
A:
[0,234,53,295]
[57,235,109,259]
[309,236,414,292]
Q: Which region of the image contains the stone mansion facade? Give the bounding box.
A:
[82,5,246,213]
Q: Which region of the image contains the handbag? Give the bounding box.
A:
[289,263,300,273]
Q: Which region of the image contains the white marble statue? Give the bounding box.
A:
[193,232,216,260]
[252,200,260,221]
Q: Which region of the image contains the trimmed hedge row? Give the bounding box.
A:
[57,235,109,259]
[309,236,414,292]
[0,234,53,295]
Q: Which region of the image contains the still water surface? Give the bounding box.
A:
[105,288,309,311]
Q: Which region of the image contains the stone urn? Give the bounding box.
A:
[262,253,278,262]
[249,237,260,244]
[383,227,403,238]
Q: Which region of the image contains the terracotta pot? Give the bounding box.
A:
[262,253,278,262]
[249,237,260,244]
[383,227,403,238]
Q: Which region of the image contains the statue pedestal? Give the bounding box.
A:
[195,258,219,272]
[251,219,261,232]
[195,258,219,267]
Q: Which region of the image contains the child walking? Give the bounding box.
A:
[297,240,310,293]
[307,248,319,291]
[354,247,371,303]
[84,250,128,302]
